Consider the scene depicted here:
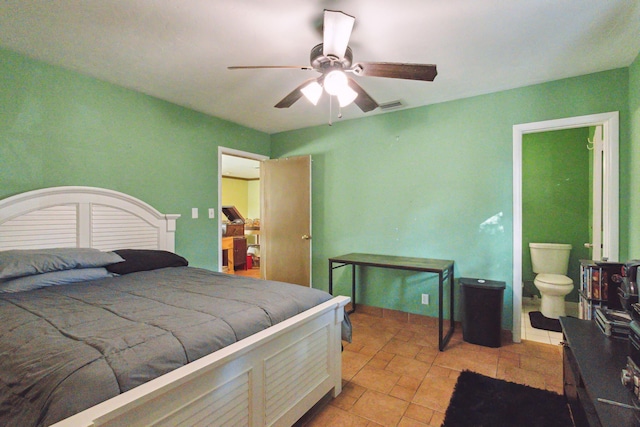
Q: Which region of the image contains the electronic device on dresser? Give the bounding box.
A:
[619,260,640,311]
[619,260,640,422]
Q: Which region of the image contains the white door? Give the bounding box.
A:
[260,155,312,287]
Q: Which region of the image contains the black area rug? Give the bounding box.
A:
[529,311,562,332]
[442,370,572,427]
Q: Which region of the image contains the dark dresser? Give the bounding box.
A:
[560,316,637,426]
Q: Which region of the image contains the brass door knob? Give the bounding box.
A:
[301,234,311,240]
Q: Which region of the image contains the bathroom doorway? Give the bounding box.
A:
[521,128,589,343]
[512,112,619,343]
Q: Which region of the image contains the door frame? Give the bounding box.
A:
[218,147,268,272]
[512,111,619,342]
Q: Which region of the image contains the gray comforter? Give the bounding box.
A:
[0,267,346,426]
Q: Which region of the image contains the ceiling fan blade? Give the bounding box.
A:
[351,62,437,81]
[347,78,379,112]
[228,65,313,70]
[323,10,355,59]
[274,78,319,108]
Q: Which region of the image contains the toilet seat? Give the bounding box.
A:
[535,273,573,287]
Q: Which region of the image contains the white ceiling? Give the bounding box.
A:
[221,154,260,180]
[1,1,638,134]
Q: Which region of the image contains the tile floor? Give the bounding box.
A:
[521,297,579,345]
[299,310,564,427]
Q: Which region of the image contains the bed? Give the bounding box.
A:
[0,186,350,427]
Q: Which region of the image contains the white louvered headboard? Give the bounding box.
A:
[0,187,180,252]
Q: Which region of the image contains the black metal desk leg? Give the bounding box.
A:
[438,266,455,351]
[449,265,455,333]
[438,271,444,351]
[351,264,356,313]
[329,261,333,294]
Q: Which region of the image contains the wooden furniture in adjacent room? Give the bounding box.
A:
[221,236,234,273]
[560,316,636,426]
[233,236,247,270]
[328,253,455,351]
[223,222,244,237]
[222,237,247,273]
[222,206,245,236]
[221,206,248,272]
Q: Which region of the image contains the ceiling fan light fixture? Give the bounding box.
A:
[323,70,348,96]
[337,85,358,107]
[324,70,358,107]
[230,10,436,115]
[301,81,323,105]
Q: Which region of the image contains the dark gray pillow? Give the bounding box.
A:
[106,249,188,275]
[0,248,124,280]
[0,267,114,293]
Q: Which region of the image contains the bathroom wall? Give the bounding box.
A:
[522,127,591,302]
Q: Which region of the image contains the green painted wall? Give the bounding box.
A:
[271,68,630,330]
[1,45,637,332]
[522,128,591,302]
[0,48,271,270]
[630,52,640,257]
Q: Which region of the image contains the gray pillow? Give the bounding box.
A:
[0,267,114,293]
[0,248,124,280]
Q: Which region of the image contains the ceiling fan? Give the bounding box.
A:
[228,10,437,112]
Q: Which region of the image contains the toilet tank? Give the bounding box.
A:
[529,243,572,275]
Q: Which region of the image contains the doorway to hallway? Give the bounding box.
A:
[219,148,266,276]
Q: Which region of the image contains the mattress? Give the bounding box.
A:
[0,267,346,426]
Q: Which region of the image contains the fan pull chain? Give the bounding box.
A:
[327,95,345,126]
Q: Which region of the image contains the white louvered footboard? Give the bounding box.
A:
[52,296,349,427]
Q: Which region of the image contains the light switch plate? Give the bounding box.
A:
[208,208,215,219]
[192,208,198,219]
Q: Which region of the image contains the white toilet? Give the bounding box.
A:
[529,243,574,319]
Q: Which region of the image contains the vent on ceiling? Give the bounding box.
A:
[379,100,404,111]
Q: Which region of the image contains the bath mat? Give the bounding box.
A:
[529,311,562,332]
[442,370,572,427]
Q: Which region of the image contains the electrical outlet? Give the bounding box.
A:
[421,294,430,305]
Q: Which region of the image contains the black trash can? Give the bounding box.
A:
[460,277,506,348]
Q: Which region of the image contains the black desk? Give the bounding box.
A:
[560,316,636,426]
[328,253,455,351]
